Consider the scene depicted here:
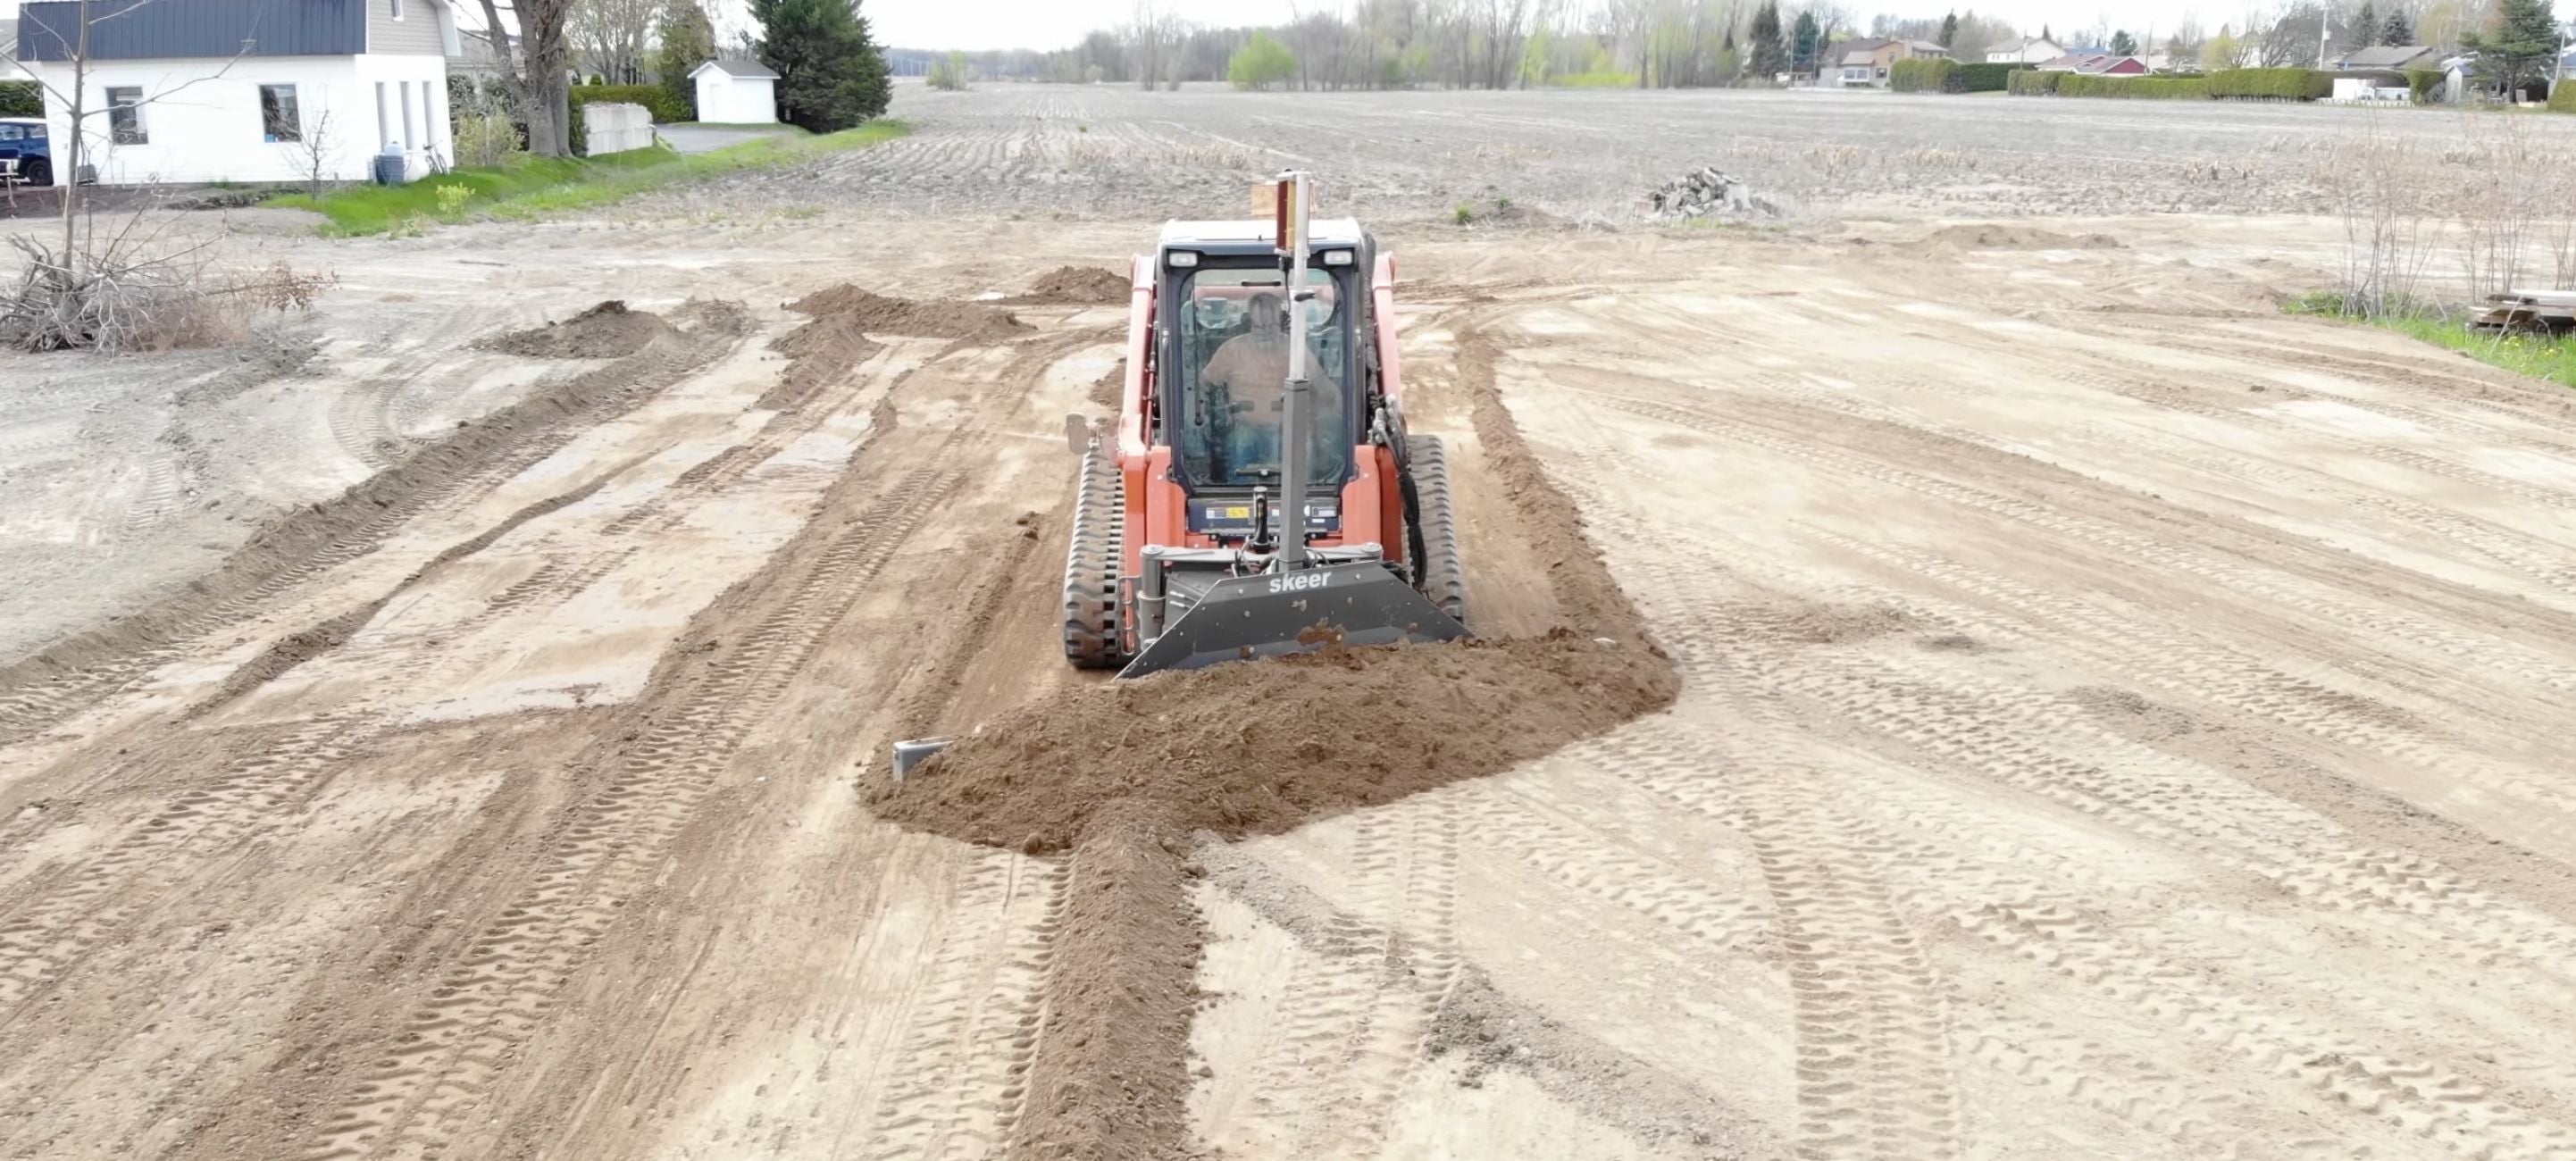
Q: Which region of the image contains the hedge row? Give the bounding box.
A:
[2204,67,2333,99]
[2553,79,2576,113]
[0,81,38,118]
[1890,58,1958,93]
[2011,66,2329,101]
[1956,62,2030,91]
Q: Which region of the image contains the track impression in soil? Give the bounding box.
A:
[868,322,1678,1161]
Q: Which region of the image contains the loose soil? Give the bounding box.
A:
[1005,265,1133,305]
[481,300,671,358]
[786,284,1034,341]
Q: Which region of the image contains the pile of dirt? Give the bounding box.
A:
[869,314,1676,1161]
[786,284,1033,342]
[1004,266,1131,305]
[1920,223,2123,251]
[482,300,670,359]
[759,313,883,411]
[873,631,1672,853]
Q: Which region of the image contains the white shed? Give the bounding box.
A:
[690,60,780,125]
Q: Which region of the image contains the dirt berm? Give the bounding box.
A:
[870,335,1677,1160]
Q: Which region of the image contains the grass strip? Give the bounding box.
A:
[266,120,907,237]
[2286,290,2576,388]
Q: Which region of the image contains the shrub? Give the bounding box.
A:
[1891,58,1960,92]
[2007,69,2062,95]
[1956,63,2029,91]
[1551,70,1640,88]
[2552,79,2576,112]
[2407,69,2445,104]
[2204,67,2331,100]
[0,81,38,118]
[452,112,523,169]
[1227,32,1298,90]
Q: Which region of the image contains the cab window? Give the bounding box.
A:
[1173,265,1352,488]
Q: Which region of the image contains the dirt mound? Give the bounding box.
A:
[1004,266,1132,305]
[787,284,1033,342]
[1920,223,2123,251]
[759,313,884,411]
[483,300,669,358]
[874,632,1672,853]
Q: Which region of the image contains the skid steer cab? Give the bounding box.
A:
[1062,173,1468,681]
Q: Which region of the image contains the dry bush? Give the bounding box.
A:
[2446,113,2547,302]
[2313,115,2445,317]
[3,214,335,354]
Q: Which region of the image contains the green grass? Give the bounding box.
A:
[2288,290,2576,388]
[267,120,908,237]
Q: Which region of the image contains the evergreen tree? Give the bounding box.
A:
[1792,9,1821,71]
[2463,0,2560,96]
[2110,29,2137,54]
[2041,22,2052,41]
[1939,11,1960,46]
[657,0,716,119]
[1751,1,1789,79]
[2348,1,2380,48]
[750,0,891,130]
[2381,7,2412,43]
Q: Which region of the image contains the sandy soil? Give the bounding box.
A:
[4,94,2576,1161]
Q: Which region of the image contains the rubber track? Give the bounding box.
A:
[1059,439,1124,669]
[1405,433,1468,625]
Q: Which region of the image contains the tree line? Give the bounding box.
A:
[955,0,2527,90]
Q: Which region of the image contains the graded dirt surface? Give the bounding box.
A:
[6,89,2576,1161]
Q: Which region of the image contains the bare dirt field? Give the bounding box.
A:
[4,86,2576,1161]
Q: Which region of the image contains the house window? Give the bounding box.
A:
[106,87,146,144]
[399,81,414,149]
[260,84,302,142]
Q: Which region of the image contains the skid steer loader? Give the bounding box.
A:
[1060,171,1468,680]
[891,172,1466,780]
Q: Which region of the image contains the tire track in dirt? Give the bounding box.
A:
[0,718,359,1022]
[0,305,751,743]
[292,313,1100,1161]
[1568,386,2576,695]
[304,435,983,1161]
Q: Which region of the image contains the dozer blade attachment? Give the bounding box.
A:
[1117,562,1467,680]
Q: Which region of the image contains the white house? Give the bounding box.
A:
[1986,37,2066,63]
[13,0,458,186]
[690,60,778,125]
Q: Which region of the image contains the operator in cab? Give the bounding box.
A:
[1200,291,1343,477]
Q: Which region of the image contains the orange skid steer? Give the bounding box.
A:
[892,173,1465,779]
[1059,173,1468,679]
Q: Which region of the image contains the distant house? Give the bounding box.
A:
[2039,53,2148,75]
[13,0,458,186]
[2332,45,2439,71]
[1835,38,1947,88]
[690,59,777,124]
[1987,36,2065,63]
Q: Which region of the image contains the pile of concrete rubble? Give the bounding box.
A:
[1645,167,1778,219]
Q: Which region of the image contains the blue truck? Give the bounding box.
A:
[0,118,54,187]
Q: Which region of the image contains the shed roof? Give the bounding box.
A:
[691,59,780,79]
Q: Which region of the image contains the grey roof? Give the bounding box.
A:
[15,0,363,62]
[1841,50,1878,65]
[692,59,780,79]
[2340,45,2434,68]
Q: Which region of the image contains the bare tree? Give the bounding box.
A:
[570,0,658,83]
[284,106,340,200]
